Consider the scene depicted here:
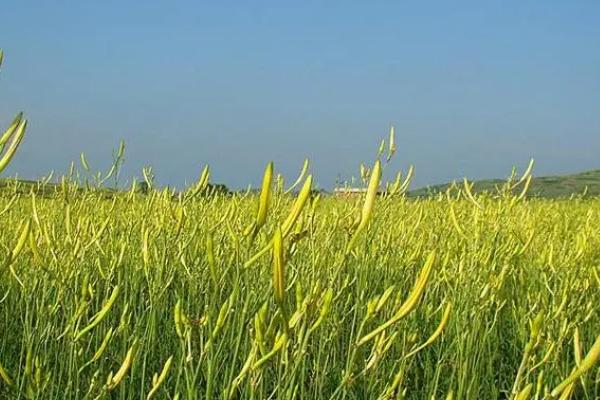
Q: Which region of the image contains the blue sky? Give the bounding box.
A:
[1,1,599,189]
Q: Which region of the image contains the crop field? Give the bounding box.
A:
[0,167,599,400]
[2,50,600,400]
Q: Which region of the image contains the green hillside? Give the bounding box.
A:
[0,178,58,195]
[409,169,600,198]
[0,178,230,197]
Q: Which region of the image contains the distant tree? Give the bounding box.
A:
[138,180,150,195]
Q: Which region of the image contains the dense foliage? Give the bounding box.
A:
[0,177,599,399]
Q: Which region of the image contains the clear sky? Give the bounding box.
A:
[1,1,599,190]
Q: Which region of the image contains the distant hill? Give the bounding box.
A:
[409,169,600,198]
[0,178,230,197]
[0,178,58,195]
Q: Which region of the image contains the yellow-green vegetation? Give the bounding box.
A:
[0,160,600,399]
[1,51,600,399]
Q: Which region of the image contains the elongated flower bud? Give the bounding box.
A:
[272,227,285,305]
[347,159,381,253]
[256,162,273,230]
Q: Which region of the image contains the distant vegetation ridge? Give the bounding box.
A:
[409,169,600,198]
[1,169,600,198]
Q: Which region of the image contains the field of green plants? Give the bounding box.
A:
[2,50,600,400]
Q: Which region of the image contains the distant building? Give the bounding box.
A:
[333,187,368,197]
